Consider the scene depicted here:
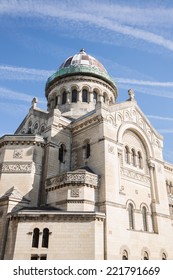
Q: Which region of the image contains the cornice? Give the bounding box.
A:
[71,115,103,134]
[0,135,45,148]
[46,75,117,97]
[9,211,105,222]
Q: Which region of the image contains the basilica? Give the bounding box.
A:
[0,49,173,260]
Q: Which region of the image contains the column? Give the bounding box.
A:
[148,161,158,233]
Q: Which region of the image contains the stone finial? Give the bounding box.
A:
[31,97,38,109]
[128,89,135,101]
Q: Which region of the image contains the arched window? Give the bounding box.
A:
[142,206,148,231]
[62,91,67,104]
[83,141,90,159]
[137,151,143,169]
[59,144,66,163]
[131,149,136,166]
[32,228,40,248]
[72,89,77,103]
[103,93,107,103]
[128,203,135,230]
[125,146,130,164]
[55,96,58,106]
[109,97,113,105]
[162,253,167,260]
[82,89,88,102]
[42,228,49,248]
[93,91,98,103]
[122,250,128,260]
[144,251,149,260]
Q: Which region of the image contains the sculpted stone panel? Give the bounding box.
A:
[108,144,115,154]
[120,167,150,185]
[70,188,80,197]
[13,149,23,159]
[0,162,32,173]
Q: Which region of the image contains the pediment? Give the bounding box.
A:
[0,186,30,203]
[113,101,163,148]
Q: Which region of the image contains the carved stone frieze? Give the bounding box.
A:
[0,162,32,173]
[120,167,150,185]
[46,170,99,189]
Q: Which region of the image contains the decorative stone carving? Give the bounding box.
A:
[46,170,99,189]
[128,89,135,101]
[13,149,23,159]
[135,190,138,194]
[35,164,42,175]
[120,167,150,185]
[116,113,123,124]
[138,118,144,129]
[108,144,114,154]
[70,188,80,197]
[31,97,38,109]
[124,111,131,121]
[1,162,32,173]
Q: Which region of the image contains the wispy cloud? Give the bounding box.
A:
[1,64,173,101]
[147,115,173,121]
[0,101,29,114]
[1,1,173,52]
[118,83,173,99]
[0,86,46,104]
[115,78,173,87]
[158,129,173,134]
[0,65,53,81]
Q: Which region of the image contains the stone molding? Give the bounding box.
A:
[164,164,173,173]
[10,211,105,222]
[0,162,32,173]
[120,167,150,185]
[0,135,45,148]
[72,115,103,133]
[46,75,116,96]
[46,170,99,190]
[56,199,95,205]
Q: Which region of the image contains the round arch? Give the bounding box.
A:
[126,199,136,209]
[70,83,80,91]
[141,247,151,260]
[117,122,154,158]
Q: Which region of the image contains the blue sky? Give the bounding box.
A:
[0,0,173,163]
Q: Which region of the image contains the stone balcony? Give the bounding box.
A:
[45,168,99,190]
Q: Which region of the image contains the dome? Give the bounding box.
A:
[45,49,117,94]
[59,49,107,73]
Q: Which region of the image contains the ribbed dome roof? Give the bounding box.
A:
[46,49,117,94]
[59,49,107,73]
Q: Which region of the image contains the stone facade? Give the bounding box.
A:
[0,49,173,260]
